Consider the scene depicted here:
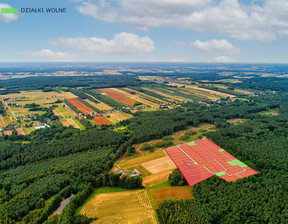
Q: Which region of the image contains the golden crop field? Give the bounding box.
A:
[108,112,132,122]
[141,156,176,174]
[143,169,174,187]
[80,190,156,224]
[117,150,166,169]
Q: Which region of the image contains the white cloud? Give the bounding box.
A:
[49,32,155,56]
[149,56,186,63]
[174,41,186,47]
[213,56,236,63]
[75,0,288,42]
[191,39,240,55]
[18,49,79,61]
[0,4,18,23]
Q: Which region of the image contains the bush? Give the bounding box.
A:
[169,169,187,186]
[154,140,174,148]
[140,143,154,151]
[126,146,136,156]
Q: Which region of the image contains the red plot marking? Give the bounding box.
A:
[166,138,258,186]
[98,89,135,106]
[67,98,93,115]
[93,116,112,125]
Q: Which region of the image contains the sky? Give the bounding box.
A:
[0,0,288,63]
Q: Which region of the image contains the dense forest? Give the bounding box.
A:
[157,93,288,223]
[0,75,140,94]
[1,72,288,223]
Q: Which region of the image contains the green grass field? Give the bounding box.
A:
[55,104,73,118]
[72,118,85,130]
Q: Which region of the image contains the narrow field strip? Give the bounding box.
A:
[67,98,93,115]
[98,88,135,106]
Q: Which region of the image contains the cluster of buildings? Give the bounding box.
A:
[117,168,142,177]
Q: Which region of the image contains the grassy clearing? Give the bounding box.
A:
[117,150,166,169]
[148,186,193,208]
[79,189,156,224]
[55,104,73,118]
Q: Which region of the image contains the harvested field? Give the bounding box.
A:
[0,115,6,128]
[117,150,166,169]
[63,103,78,117]
[67,98,93,115]
[168,83,235,98]
[64,118,80,129]
[84,93,113,110]
[95,101,113,110]
[149,186,193,208]
[141,156,176,174]
[93,116,113,125]
[80,190,156,224]
[124,88,167,104]
[98,89,135,106]
[143,169,174,187]
[109,112,132,122]
[142,87,187,102]
[64,91,77,98]
[15,128,26,135]
[183,88,220,100]
[3,130,13,136]
[61,119,69,127]
[110,88,160,107]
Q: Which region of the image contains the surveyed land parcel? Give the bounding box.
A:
[166,138,258,186]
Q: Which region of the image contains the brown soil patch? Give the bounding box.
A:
[4,130,13,136]
[16,128,26,135]
[149,186,193,208]
[66,118,80,129]
[227,119,244,123]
